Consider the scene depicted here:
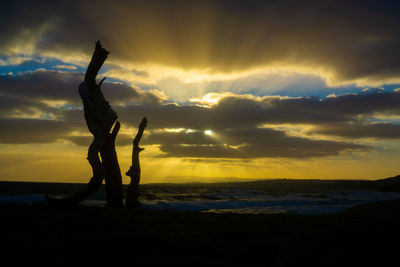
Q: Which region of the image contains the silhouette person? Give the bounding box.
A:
[125,117,147,208]
[46,41,117,207]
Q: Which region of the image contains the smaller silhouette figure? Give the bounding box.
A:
[125,117,147,209]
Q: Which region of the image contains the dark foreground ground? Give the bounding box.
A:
[1,199,400,266]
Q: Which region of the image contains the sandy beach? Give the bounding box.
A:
[2,197,400,266]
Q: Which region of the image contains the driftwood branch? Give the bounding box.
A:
[125,117,148,209]
[46,41,122,208]
[101,121,123,208]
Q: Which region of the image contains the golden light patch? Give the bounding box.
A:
[204,130,212,135]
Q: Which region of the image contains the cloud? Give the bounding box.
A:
[55,64,77,70]
[0,69,166,145]
[148,128,369,158]
[0,66,398,158]
[0,69,166,132]
[67,133,132,147]
[112,90,399,157]
[309,123,400,139]
[0,70,84,105]
[0,69,165,106]
[2,0,400,86]
[0,118,68,144]
[117,91,400,131]
[0,93,55,118]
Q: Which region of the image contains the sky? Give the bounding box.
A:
[1,0,400,183]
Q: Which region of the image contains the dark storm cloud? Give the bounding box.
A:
[2,0,400,84]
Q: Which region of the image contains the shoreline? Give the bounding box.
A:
[2,180,400,216]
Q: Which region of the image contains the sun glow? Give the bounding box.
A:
[204,130,213,135]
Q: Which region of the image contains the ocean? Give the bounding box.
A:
[2,180,400,215]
